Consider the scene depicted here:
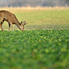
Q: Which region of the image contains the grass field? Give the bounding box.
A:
[0,7,69,30]
[0,7,69,69]
[0,30,69,69]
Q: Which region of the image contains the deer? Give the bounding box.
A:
[0,10,27,31]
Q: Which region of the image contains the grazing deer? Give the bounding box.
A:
[0,10,27,31]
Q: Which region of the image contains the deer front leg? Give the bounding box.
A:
[8,23,11,31]
[10,22,14,31]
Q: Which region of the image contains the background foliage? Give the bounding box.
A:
[0,0,69,7]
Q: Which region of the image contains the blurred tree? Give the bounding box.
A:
[65,0,69,5]
[0,0,69,7]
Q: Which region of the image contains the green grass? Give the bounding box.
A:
[0,30,69,69]
[0,8,69,69]
[1,9,69,30]
[15,10,69,30]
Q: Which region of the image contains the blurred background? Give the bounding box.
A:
[0,0,69,7]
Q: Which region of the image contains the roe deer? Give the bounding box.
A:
[0,10,27,31]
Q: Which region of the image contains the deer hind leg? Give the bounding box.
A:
[0,18,4,31]
[0,20,4,31]
[1,22,4,31]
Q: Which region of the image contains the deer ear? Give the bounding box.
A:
[21,21,23,25]
[24,21,26,23]
[24,23,28,25]
[21,21,27,25]
[24,21,28,25]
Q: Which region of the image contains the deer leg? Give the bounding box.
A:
[0,21,4,31]
[0,18,4,31]
[8,23,11,31]
[10,22,14,31]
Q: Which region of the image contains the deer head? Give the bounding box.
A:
[20,21,27,31]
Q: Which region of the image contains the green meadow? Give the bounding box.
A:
[0,7,69,69]
[1,7,69,30]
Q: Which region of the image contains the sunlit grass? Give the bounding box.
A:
[0,7,69,30]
